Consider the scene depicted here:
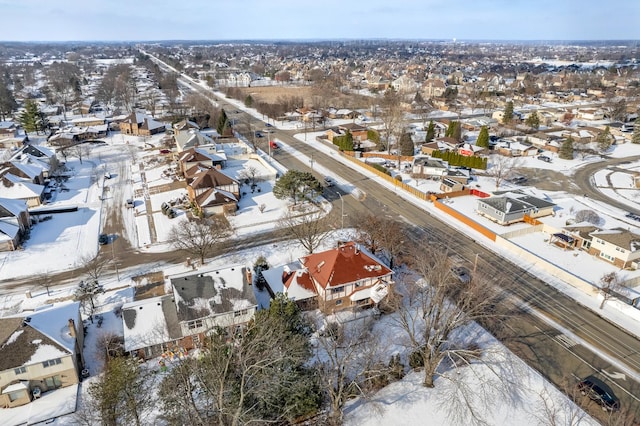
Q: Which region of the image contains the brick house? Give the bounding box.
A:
[262,242,393,313]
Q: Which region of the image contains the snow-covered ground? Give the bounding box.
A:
[2,83,639,424]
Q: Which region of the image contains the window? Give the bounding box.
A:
[42,358,62,368]
[8,390,23,402]
[331,286,344,294]
[335,299,343,306]
[600,252,614,262]
[234,309,249,318]
[14,367,26,375]
[187,319,203,330]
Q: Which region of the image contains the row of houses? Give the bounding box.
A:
[122,241,393,359]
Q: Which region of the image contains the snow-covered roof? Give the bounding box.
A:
[0,197,28,217]
[122,295,179,352]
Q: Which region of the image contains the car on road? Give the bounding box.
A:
[265,123,273,127]
[538,155,552,163]
[324,176,334,187]
[577,376,620,412]
[126,199,135,208]
[510,176,527,184]
[255,131,264,138]
[451,266,471,283]
[98,234,108,245]
[104,172,112,179]
[269,141,279,150]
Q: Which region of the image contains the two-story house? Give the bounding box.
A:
[262,242,393,313]
[588,228,640,269]
[0,302,84,408]
[122,264,258,360]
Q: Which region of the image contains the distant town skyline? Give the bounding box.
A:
[0,0,638,42]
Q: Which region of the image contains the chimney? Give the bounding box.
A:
[68,319,76,338]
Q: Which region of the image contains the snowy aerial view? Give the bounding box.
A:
[0,2,640,426]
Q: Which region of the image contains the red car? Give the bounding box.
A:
[269,141,279,149]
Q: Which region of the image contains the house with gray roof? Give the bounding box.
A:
[588,228,640,269]
[122,295,182,359]
[170,264,257,338]
[0,302,84,408]
[476,193,555,225]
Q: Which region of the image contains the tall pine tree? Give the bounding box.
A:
[503,101,514,124]
[476,126,490,148]
[559,136,574,159]
[19,99,41,135]
[216,108,229,136]
[425,120,436,142]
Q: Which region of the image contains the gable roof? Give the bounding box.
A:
[169,264,256,322]
[590,228,640,251]
[0,302,81,372]
[300,242,392,289]
[190,168,238,191]
[195,188,237,208]
[122,295,182,352]
[261,261,318,302]
[0,197,28,218]
[0,173,45,198]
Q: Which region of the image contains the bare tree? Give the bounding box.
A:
[314,317,389,425]
[598,271,628,310]
[532,376,589,426]
[35,272,53,296]
[237,166,259,186]
[389,243,519,425]
[279,206,333,254]
[169,217,232,265]
[574,209,602,225]
[487,154,521,190]
[70,143,92,164]
[379,87,405,154]
[354,213,407,268]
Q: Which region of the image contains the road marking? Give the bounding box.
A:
[555,334,578,348]
[601,369,626,381]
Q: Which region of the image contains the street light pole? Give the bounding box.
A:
[309,153,314,171]
[338,193,345,229]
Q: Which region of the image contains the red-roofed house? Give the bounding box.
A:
[263,242,393,313]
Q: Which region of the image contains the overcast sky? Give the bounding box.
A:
[0,0,638,42]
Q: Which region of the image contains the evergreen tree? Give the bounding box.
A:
[343,130,354,151]
[596,125,613,152]
[559,136,575,159]
[253,256,270,291]
[399,132,414,156]
[244,95,253,108]
[19,99,41,135]
[452,121,462,142]
[445,121,456,138]
[525,111,540,130]
[476,126,490,148]
[425,120,436,142]
[273,170,322,205]
[632,118,640,144]
[216,108,229,135]
[503,101,514,124]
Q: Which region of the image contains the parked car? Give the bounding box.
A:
[577,376,620,412]
[324,176,334,187]
[255,131,264,138]
[451,266,471,284]
[538,155,552,163]
[104,172,112,179]
[126,199,135,208]
[98,234,108,245]
[510,176,527,184]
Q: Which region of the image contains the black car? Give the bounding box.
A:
[98,234,108,245]
[577,376,620,411]
[538,155,552,163]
